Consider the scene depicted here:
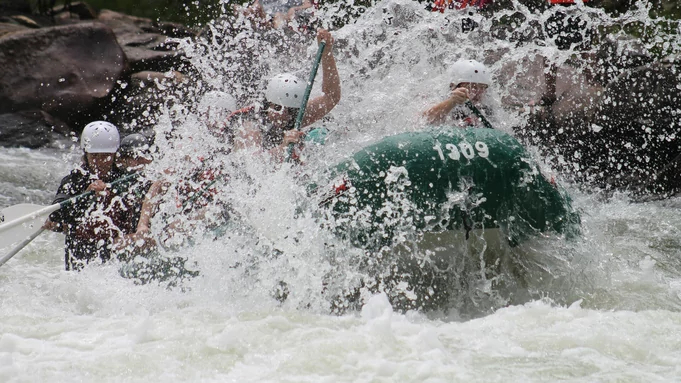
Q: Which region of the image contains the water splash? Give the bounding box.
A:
[11,0,678,318]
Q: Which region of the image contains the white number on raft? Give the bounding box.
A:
[433,141,445,161]
[445,143,460,160]
[435,141,490,161]
[475,141,489,158]
[459,142,475,159]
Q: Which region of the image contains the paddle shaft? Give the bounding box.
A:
[294,41,326,131]
[288,41,327,160]
[0,173,137,268]
[182,177,220,209]
[0,228,44,267]
[0,203,60,234]
[0,173,137,235]
[465,100,494,130]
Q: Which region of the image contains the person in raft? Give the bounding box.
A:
[111,133,161,260]
[44,121,127,271]
[229,28,341,162]
[422,59,492,127]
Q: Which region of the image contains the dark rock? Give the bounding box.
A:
[97,9,184,73]
[52,1,98,20]
[0,21,28,37]
[0,5,193,148]
[130,70,185,86]
[9,15,40,28]
[518,61,681,198]
[116,32,167,48]
[587,36,655,86]
[97,9,153,35]
[497,53,548,108]
[53,11,83,25]
[114,31,182,72]
[592,62,681,196]
[552,63,604,122]
[0,22,127,125]
[0,110,71,148]
[150,21,196,38]
[124,46,181,73]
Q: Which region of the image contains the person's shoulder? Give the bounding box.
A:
[56,165,90,195]
[60,165,89,183]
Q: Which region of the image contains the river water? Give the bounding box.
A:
[2,0,681,381]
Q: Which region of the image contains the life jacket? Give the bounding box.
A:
[74,191,126,243]
[460,116,479,128]
[449,105,486,128]
[115,174,154,235]
[51,164,129,269]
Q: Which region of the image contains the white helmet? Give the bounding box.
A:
[198,90,236,121]
[80,121,120,153]
[450,60,492,86]
[265,73,306,108]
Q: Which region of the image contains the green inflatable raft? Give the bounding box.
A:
[316,127,581,251]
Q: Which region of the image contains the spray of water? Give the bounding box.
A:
[47,0,680,318]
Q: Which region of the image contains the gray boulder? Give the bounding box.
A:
[0,22,126,124]
[98,9,186,73]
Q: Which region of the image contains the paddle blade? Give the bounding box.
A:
[0,204,52,250]
[0,228,45,267]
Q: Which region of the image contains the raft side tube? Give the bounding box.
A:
[318,127,580,250]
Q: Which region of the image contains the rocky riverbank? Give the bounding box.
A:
[0,1,194,147]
